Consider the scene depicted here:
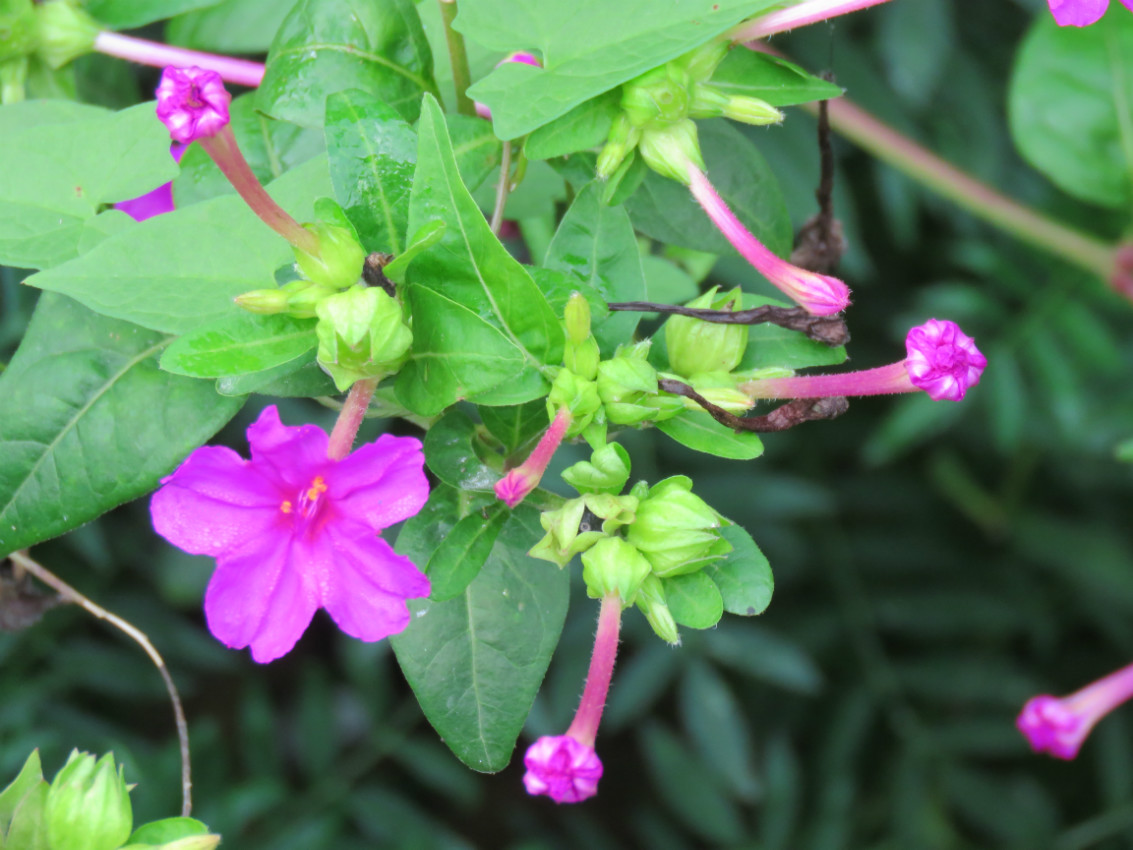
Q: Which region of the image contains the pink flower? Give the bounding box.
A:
[1018,661,1133,759]
[523,735,604,804]
[742,319,986,402]
[151,405,430,663]
[115,144,185,222]
[495,407,571,508]
[155,65,231,144]
[1048,0,1133,27]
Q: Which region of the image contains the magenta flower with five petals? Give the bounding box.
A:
[151,405,430,663]
[1048,0,1133,26]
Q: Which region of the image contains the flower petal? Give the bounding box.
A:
[204,533,319,663]
[1048,0,1109,26]
[316,519,430,642]
[329,434,429,531]
[246,405,332,490]
[151,445,282,556]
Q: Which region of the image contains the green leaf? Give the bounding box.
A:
[28,156,333,334]
[709,50,843,107]
[422,409,499,493]
[1009,9,1133,208]
[477,399,547,454]
[215,351,336,398]
[426,505,509,601]
[159,312,317,378]
[391,505,570,772]
[324,90,416,255]
[0,751,43,834]
[257,0,435,129]
[0,101,177,269]
[460,0,780,140]
[167,0,303,53]
[545,182,646,356]
[447,114,503,195]
[658,410,765,460]
[524,89,621,161]
[383,220,446,283]
[395,96,563,416]
[627,119,793,257]
[679,661,760,801]
[0,295,244,556]
[664,571,724,629]
[705,524,773,616]
[85,0,221,29]
[127,818,210,844]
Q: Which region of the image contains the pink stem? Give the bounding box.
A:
[730,0,894,41]
[744,361,913,399]
[1066,661,1133,722]
[327,378,378,461]
[94,31,265,88]
[199,126,318,254]
[688,165,792,278]
[566,595,623,748]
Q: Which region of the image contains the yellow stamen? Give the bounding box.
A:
[280,500,293,514]
[306,476,327,501]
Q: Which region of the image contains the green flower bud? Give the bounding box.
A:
[33,0,98,69]
[621,63,691,127]
[625,475,730,577]
[0,55,27,104]
[234,287,290,315]
[562,442,631,495]
[582,537,652,604]
[547,368,602,434]
[689,83,783,125]
[680,39,730,82]
[0,0,36,63]
[638,119,704,185]
[45,751,132,850]
[635,574,680,645]
[565,336,600,382]
[664,286,749,378]
[293,221,366,290]
[597,348,658,405]
[529,493,638,568]
[596,113,642,181]
[284,279,338,318]
[564,292,591,344]
[315,285,412,391]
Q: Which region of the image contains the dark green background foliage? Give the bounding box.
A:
[4,0,1133,847]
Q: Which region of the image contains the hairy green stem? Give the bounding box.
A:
[438,0,476,117]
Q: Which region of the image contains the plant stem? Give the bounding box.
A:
[438,0,476,116]
[327,378,378,460]
[93,31,264,87]
[566,594,622,749]
[10,550,193,817]
[490,140,513,235]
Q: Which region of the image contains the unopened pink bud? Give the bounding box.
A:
[1018,661,1133,759]
[155,65,230,143]
[903,318,986,401]
[523,735,603,804]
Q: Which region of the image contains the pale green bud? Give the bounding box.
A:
[565,336,600,382]
[562,442,631,495]
[0,55,27,104]
[689,83,783,125]
[636,574,680,645]
[596,113,642,181]
[294,221,366,290]
[547,368,602,434]
[582,537,652,604]
[638,119,704,185]
[33,0,97,69]
[625,475,730,577]
[680,39,730,82]
[564,292,591,344]
[283,279,337,318]
[596,351,658,405]
[234,287,289,315]
[315,285,412,391]
[664,286,749,377]
[45,751,132,850]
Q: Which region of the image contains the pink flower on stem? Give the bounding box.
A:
[150,405,430,663]
[1017,661,1133,759]
[115,143,185,222]
[743,318,987,402]
[495,407,572,508]
[687,165,851,315]
[154,66,318,254]
[1047,0,1133,27]
[524,594,621,804]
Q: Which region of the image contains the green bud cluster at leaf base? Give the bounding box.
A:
[547,367,603,434]
[44,750,132,850]
[596,341,683,425]
[581,537,652,605]
[315,285,413,391]
[529,491,639,569]
[33,0,99,70]
[293,220,367,291]
[626,475,731,577]
[665,286,749,378]
[0,0,36,64]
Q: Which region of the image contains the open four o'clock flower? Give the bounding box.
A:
[1018,661,1133,759]
[1047,0,1133,27]
[151,405,430,663]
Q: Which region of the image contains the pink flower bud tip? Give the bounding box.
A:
[155,65,231,144]
[903,318,987,401]
[523,735,603,804]
[494,408,571,508]
[1017,695,1088,759]
[495,470,537,508]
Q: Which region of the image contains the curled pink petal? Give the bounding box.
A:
[155,65,231,143]
[903,318,987,401]
[1047,0,1110,26]
[115,144,186,221]
[523,735,603,804]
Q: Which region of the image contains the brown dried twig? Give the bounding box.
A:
[658,378,849,433]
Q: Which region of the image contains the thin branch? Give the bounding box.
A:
[608,300,850,346]
[438,0,476,116]
[9,550,193,817]
[490,140,513,235]
[658,378,849,432]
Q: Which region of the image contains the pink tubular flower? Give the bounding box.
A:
[1018,661,1133,759]
[686,165,850,315]
[495,407,571,508]
[730,0,894,41]
[742,318,986,402]
[1047,0,1133,27]
[150,405,430,663]
[94,31,264,88]
[155,66,231,144]
[115,144,185,222]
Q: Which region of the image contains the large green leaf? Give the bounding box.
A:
[460,0,780,139]
[709,50,844,107]
[706,524,773,616]
[159,312,317,378]
[658,411,765,460]
[423,409,499,493]
[626,119,793,257]
[0,101,176,270]
[256,0,435,129]
[167,0,303,53]
[0,294,245,558]
[395,96,563,416]
[545,181,646,356]
[1009,9,1133,208]
[86,0,221,29]
[27,156,332,334]
[391,505,569,772]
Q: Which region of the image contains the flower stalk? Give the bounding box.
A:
[566,594,622,748]
[327,378,379,461]
[730,0,895,41]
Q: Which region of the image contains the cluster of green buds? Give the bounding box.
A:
[0,0,99,102]
[597,40,783,184]
[236,206,412,391]
[0,749,220,850]
[530,440,732,644]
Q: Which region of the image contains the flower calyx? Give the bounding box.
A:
[44,750,132,850]
[32,0,98,69]
[625,475,731,577]
[315,284,413,392]
[664,286,749,378]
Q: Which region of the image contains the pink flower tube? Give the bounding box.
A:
[1018,661,1133,759]
[94,31,264,87]
[495,407,571,508]
[731,0,894,41]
